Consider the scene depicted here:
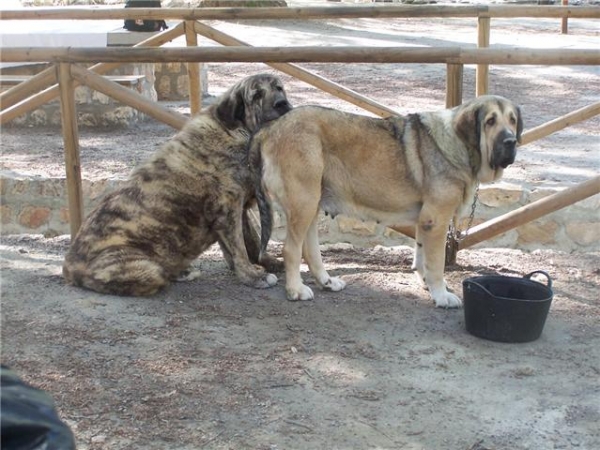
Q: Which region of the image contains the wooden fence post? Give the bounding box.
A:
[56,63,84,238]
[185,20,202,115]
[446,62,463,264]
[476,16,490,96]
[446,63,463,108]
[561,0,569,34]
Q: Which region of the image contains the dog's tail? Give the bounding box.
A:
[248,136,273,259]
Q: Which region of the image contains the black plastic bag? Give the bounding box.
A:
[0,365,76,450]
[124,0,168,32]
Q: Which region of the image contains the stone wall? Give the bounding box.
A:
[1,173,598,252]
[155,62,208,101]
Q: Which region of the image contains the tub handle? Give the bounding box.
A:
[524,271,552,289]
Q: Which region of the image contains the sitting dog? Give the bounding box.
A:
[63,73,292,296]
[250,96,522,307]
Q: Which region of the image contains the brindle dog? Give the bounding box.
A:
[63,73,292,296]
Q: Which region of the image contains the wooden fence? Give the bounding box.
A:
[1,5,599,260]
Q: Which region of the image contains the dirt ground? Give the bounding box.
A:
[1,5,600,450]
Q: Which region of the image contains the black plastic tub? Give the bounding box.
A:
[462,271,553,343]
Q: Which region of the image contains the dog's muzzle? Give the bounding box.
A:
[492,132,517,169]
[274,98,293,115]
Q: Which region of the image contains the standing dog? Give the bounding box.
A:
[250,95,522,307]
[63,73,292,296]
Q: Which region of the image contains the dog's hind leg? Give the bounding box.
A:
[281,198,324,301]
[216,206,277,289]
[65,252,169,296]
[242,209,284,273]
[303,216,346,293]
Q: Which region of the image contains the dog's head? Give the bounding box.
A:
[453,95,523,183]
[215,73,293,133]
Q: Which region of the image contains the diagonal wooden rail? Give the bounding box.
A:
[191,21,399,118]
[458,176,600,250]
[69,65,187,130]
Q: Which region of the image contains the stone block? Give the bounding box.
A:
[566,222,600,246]
[528,188,556,203]
[74,86,91,104]
[177,74,190,98]
[337,216,378,236]
[0,205,13,225]
[517,220,559,246]
[384,226,409,240]
[38,179,64,197]
[166,62,183,73]
[478,184,523,208]
[59,207,70,224]
[92,90,111,105]
[157,75,172,99]
[0,178,8,196]
[577,193,600,211]
[11,179,30,195]
[18,206,51,229]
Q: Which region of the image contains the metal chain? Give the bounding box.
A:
[448,183,480,242]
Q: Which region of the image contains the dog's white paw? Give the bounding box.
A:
[287,284,314,301]
[265,273,278,287]
[433,291,463,309]
[413,270,427,287]
[322,276,346,292]
[177,268,202,282]
[253,273,278,289]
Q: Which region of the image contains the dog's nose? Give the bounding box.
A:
[274,99,292,111]
[499,147,516,168]
[503,136,517,149]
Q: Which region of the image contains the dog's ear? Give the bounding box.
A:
[215,88,246,129]
[516,105,524,143]
[453,102,482,151]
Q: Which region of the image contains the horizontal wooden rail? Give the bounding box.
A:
[1,6,598,21]
[458,175,600,250]
[2,47,599,65]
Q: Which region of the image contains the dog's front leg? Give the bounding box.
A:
[417,204,462,308]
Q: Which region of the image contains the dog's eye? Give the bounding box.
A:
[509,116,517,125]
[486,117,496,127]
[253,90,263,101]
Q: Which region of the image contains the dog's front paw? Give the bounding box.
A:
[177,268,202,282]
[432,291,462,309]
[322,276,346,292]
[287,284,314,301]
